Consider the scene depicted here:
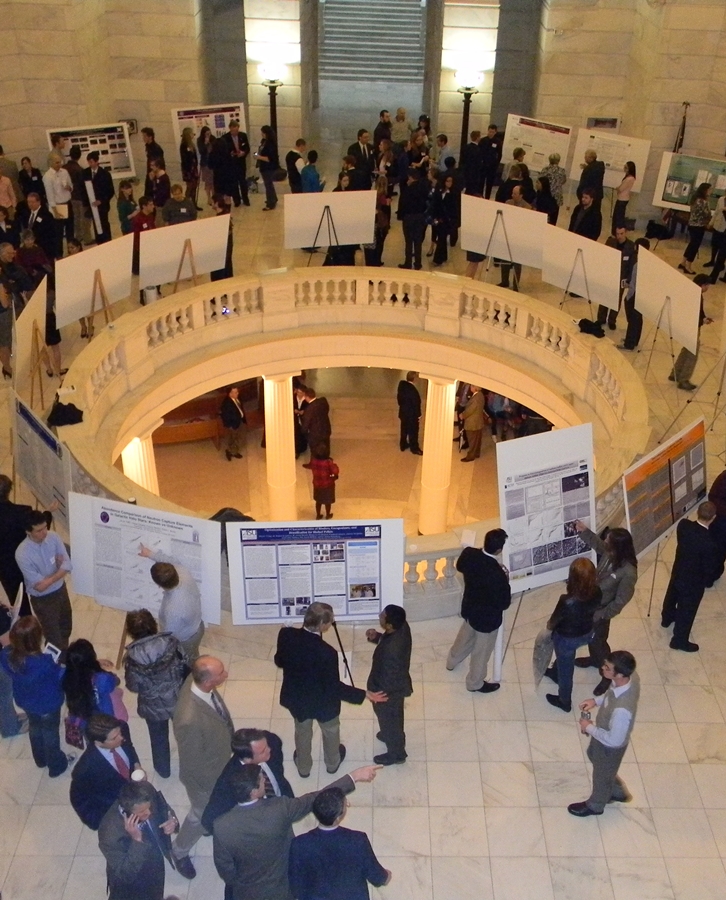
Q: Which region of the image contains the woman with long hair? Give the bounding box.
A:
[429,174,458,266]
[545,558,601,712]
[679,181,713,274]
[197,126,215,207]
[179,126,200,209]
[256,125,279,211]
[0,616,70,775]
[62,638,123,723]
[612,161,636,233]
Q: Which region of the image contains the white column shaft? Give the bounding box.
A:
[419,377,456,535]
[121,435,159,496]
[264,374,298,521]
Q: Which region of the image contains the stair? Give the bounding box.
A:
[320,0,425,84]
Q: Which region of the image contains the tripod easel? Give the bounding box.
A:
[558,247,596,318]
[28,319,48,410]
[332,620,354,685]
[86,268,115,337]
[171,237,199,294]
[306,205,341,267]
[478,209,520,290]
[659,349,726,445]
[642,295,677,384]
[645,531,673,617]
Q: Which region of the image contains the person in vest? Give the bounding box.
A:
[568,650,639,817]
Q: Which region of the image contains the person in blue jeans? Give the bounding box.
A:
[545,558,601,712]
[0,603,28,737]
[0,615,71,775]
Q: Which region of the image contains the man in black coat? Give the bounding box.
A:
[398,170,429,270]
[569,190,602,242]
[661,501,718,651]
[71,714,141,831]
[301,387,331,463]
[366,604,412,765]
[141,127,166,197]
[460,130,483,195]
[219,120,251,207]
[220,385,246,461]
[19,192,57,260]
[346,129,375,183]
[478,124,503,199]
[373,111,392,153]
[83,151,115,244]
[577,150,605,206]
[396,370,423,454]
[274,602,387,778]
[446,529,511,692]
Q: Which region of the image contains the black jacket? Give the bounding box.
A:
[399,177,429,217]
[275,626,366,722]
[548,590,601,638]
[301,397,331,444]
[456,548,512,633]
[670,518,718,594]
[397,379,421,419]
[495,178,521,205]
[347,166,372,191]
[460,141,482,194]
[366,623,413,698]
[84,165,115,205]
[124,632,187,721]
[569,204,602,241]
[220,395,247,429]
[479,133,503,171]
[19,206,56,260]
[285,150,303,191]
[70,735,141,830]
[201,730,294,833]
[347,142,375,178]
[578,159,605,201]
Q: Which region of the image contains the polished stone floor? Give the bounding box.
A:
[2,105,726,898]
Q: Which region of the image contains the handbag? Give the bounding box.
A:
[64,714,86,750]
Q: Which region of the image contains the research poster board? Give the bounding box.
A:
[68,493,222,624]
[46,123,135,178]
[652,151,726,212]
[284,192,376,249]
[635,248,701,355]
[461,194,548,268]
[55,233,134,329]
[500,115,572,174]
[13,394,71,532]
[623,418,706,557]
[138,214,230,287]
[226,518,405,625]
[171,103,247,145]
[541,225,622,311]
[497,424,596,592]
[569,129,651,191]
[13,276,47,397]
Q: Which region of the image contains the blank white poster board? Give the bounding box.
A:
[541,226,622,311]
[569,130,651,191]
[635,248,701,354]
[461,194,548,268]
[69,493,222,624]
[55,234,134,329]
[501,114,572,174]
[226,519,404,624]
[139,214,230,287]
[497,424,596,593]
[284,192,376,249]
[652,151,726,212]
[13,276,47,392]
[171,103,247,144]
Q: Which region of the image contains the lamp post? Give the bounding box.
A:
[259,63,285,136]
[455,69,483,162]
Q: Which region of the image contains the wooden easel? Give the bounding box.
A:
[171,238,199,294]
[28,320,47,410]
[87,268,114,337]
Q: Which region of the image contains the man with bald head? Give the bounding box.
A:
[171,655,235,879]
[577,149,605,207]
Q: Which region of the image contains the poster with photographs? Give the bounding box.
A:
[170,103,247,146]
[496,424,596,592]
[46,123,135,178]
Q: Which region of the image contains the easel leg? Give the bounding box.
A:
[646,538,670,617]
[115,622,128,670]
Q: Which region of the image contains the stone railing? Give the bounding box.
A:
[60,266,648,615]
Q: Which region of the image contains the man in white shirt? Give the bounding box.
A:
[43,152,73,257]
[435,133,452,173]
[568,650,640,817]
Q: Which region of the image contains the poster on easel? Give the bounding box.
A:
[68,493,222,624]
[46,123,135,178]
[634,248,701,354]
[13,277,48,409]
[623,418,706,557]
[569,130,651,191]
[496,424,596,592]
[284,192,376,250]
[460,194,548,268]
[652,151,726,212]
[500,114,572,174]
[226,519,404,625]
[171,103,247,145]
[138,214,231,289]
[13,393,71,532]
[541,225,622,311]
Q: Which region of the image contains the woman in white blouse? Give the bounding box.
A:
[612,161,636,234]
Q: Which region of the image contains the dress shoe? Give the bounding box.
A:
[471,681,500,693]
[567,801,601,817]
[225,450,233,461]
[593,678,611,696]
[373,753,407,766]
[497,282,510,288]
[234,453,243,459]
[704,260,716,267]
[398,263,412,269]
[461,457,474,463]
[326,513,333,519]
[668,374,676,382]
[544,667,559,683]
[546,693,572,712]
[316,514,323,520]
[293,750,310,777]
[661,616,673,628]
[174,856,197,879]
[326,744,347,774]
[376,731,384,741]
[574,657,594,668]
[677,381,697,391]
[411,448,423,455]
[618,343,635,351]
[400,445,409,452]
[608,322,617,330]
[670,639,699,652]
[302,462,312,469]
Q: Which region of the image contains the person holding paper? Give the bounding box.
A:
[42,152,73,257]
[83,151,115,244]
[668,273,713,391]
[596,226,635,330]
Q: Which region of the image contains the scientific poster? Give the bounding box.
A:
[68,493,221,623]
[569,130,651,191]
[226,519,404,624]
[46,123,135,178]
[652,151,726,212]
[171,103,246,145]
[623,418,706,557]
[13,394,71,532]
[496,424,596,592]
[500,114,572,174]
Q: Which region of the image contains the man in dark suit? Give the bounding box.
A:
[289,786,390,900]
[661,501,718,651]
[447,528,511,692]
[397,169,429,270]
[84,151,115,244]
[275,602,387,778]
[341,154,371,192]
[460,130,483,195]
[220,385,246,461]
[220,120,251,207]
[214,762,380,900]
[373,111,392,153]
[300,387,332,464]
[366,604,412,765]
[20,192,57,260]
[98,779,179,900]
[577,149,605,206]
[568,189,602,242]
[141,126,166,197]
[396,370,423,454]
[478,124,503,199]
[70,713,141,830]
[202,727,294,834]
[346,129,375,183]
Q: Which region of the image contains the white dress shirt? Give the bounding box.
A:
[43,167,73,208]
[585,681,633,748]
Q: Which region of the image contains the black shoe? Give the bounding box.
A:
[546,693,571,712]
[593,678,611,696]
[461,457,474,463]
[704,260,716,267]
[567,802,601,817]
[411,448,423,455]
[497,282,510,288]
[661,617,673,628]
[293,750,310,777]
[327,744,346,774]
[174,856,197,879]
[234,453,243,459]
[398,263,412,269]
[376,731,384,741]
[668,374,676,382]
[471,682,500,693]
[225,450,233,461]
[373,753,407,766]
[400,445,409,452]
[670,639,699,652]
[544,667,559,684]
[243,201,251,207]
[574,657,594,669]
[677,381,697,391]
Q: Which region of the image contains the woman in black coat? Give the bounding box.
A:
[535,176,559,225]
[256,125,280,211]
[430,174,458,266]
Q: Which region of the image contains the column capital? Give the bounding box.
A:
[262,370,302,383]
[420,373,457,388]
[137,419,165,443]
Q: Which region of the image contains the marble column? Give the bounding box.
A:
[419,376,457,535]
[263,373,298,521]
[120,421,163,496]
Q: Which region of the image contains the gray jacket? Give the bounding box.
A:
[579,528,638,621]
[124,633,187,721]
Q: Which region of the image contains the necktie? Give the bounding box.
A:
[262,768,276,798]
[363,145,368,160]
[29,211,36,227]
[111,748,130,780]
[211,690,233,728]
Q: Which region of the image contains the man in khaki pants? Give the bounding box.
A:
[460,385,488,462]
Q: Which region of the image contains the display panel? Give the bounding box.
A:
[569,130,651,191]
[500,114,572,174]
[47,123,135,178]
[652,151,726,212]
[171,103,247,144]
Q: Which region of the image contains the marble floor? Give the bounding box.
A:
[3,115,726,898]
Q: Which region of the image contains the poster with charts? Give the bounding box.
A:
[46,123,135,178]
[496,424,596,592]
[68,493,221,623]
[500,114,572,174]
[652,151,726,212]
[623,418,706,557]
[171,103,247,146]
[226,519,404,624]
[569,130,650,191]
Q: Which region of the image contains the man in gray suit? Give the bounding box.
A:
[213,761,380,900]
[172,655,234,878]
